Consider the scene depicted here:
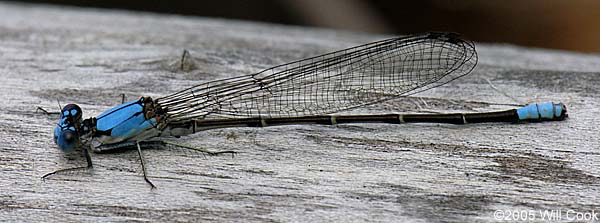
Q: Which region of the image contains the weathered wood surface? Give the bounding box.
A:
[1,2,600,223]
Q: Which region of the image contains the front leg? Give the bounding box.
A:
[42,147,93,180]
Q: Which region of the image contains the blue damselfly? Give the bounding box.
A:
[45,33,567,188]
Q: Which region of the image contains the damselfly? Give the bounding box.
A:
[44,33,567,188]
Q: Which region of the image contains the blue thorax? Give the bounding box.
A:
[94,97,159,143]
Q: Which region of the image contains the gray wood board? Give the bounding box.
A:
[1,2,599,223]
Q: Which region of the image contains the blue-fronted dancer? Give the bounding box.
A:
[44,33,567,188]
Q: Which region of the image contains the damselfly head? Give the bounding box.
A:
[53,104,83,151]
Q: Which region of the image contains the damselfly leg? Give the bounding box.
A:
[162,140,237,157]
[90,140,236,188]
[37,107,60,115]
[42,147,93,180]
[136,141,156,189]
[37,99,62,116]
[92,140,237,157]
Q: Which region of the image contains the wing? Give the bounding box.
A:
[156,32,477,122]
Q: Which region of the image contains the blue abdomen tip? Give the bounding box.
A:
[516,102,567,121]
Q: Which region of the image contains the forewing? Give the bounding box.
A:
[157,33,477,122]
